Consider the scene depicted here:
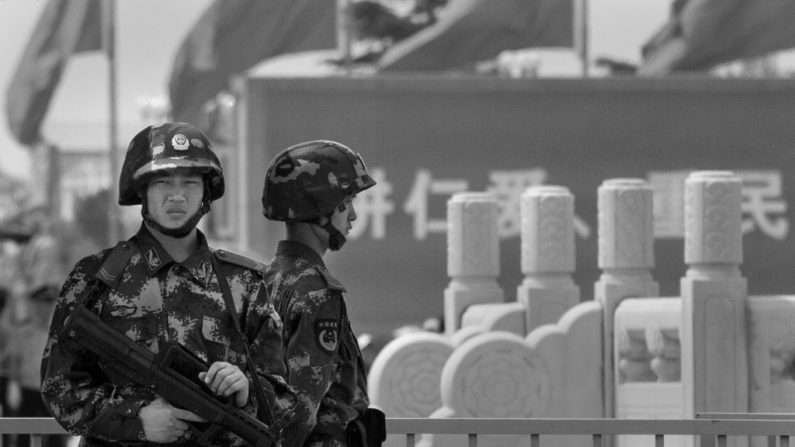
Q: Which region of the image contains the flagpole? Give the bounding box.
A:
[105,0,121,244]
[575,0,589,77]
[337,0,353,71]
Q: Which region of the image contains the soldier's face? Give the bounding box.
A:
[330,195,357,236]
[146,172,205,229]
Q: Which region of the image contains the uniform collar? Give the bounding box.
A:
[133,224,214,285]
[276,240,346,292]
[277,240,325,266]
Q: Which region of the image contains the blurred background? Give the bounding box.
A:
[3,0,795,376]
[0,0,679,184]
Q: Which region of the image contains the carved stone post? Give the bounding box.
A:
[517,186,580,333]
[444,192,504,336]
[594,178,659,417]
[680,171,748,419]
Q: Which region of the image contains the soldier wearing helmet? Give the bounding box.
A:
[117,121,225,237]
[41,123,295,446]
[262,140,384,447]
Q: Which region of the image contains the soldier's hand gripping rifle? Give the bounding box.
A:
[60,305,276,447]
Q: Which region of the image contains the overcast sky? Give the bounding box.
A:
[0,0,670,181]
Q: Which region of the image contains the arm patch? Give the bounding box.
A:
[315,319,340,354]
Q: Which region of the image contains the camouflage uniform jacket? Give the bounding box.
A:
[40,225,294,446]
[265,241,369,447]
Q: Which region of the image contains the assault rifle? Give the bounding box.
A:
[61,305,276,447]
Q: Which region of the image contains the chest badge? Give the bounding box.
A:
[315,319,339,354]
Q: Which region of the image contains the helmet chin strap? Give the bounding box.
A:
[320,220,346,251]
[318,199,353,251]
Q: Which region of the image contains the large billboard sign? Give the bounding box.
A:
[235,76,795,336]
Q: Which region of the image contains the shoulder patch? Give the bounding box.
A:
[214,249,267,274]
[314,319,340,354]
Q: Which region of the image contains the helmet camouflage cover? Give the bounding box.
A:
[262,140,376,222]
[118,122,224,206]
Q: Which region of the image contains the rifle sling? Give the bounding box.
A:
[209,254,274,427]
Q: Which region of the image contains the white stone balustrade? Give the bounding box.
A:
[615,298,682,385]
[367,169,795,447]
[598,179,655,271]
[747,295,795,413]
[647,326,681,383]
[444,193,504,336]
[615,300,683,396]
[425,302,604,447]
[595,178,659,417]
[614,297,686,447]
[516,186,580,333]
[680,171,748,422]
[461,185,580,336]
[618,328,656,383]
[683,171,743,267]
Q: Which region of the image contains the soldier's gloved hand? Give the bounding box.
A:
[200,361,250,407]
[140,396,205,443]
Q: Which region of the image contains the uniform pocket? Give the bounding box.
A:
[201,315,245,363]
[105,315,159,349]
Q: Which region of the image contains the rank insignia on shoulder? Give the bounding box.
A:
[95,241,135,288]
[214,249,267,273]
[314,319,339,354]
[318,267,346,292]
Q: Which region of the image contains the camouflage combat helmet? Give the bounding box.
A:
[262,140,376,222]
[118,122,224,206]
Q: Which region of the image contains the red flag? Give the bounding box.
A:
[640,0,795,74]
[378,0,574,72]
[168,0,337,125]
[5,0,103,146]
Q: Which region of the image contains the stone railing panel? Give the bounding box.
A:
[747,295,795,413]
[615,297,687,447]
[425,300,603,447]
[460,301,526,335]
[368,332,454,418]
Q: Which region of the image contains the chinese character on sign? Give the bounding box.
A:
[738,170,789,240]
[403,169,468,239]
[485,169,548,238]
[351,168,395,240]
[354,167,603,241]
[648,170,789,240]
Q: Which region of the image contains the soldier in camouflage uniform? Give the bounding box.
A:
[261,140,376,447]
[41,122,294,446]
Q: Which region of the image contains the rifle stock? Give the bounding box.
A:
[61,306,275,447]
